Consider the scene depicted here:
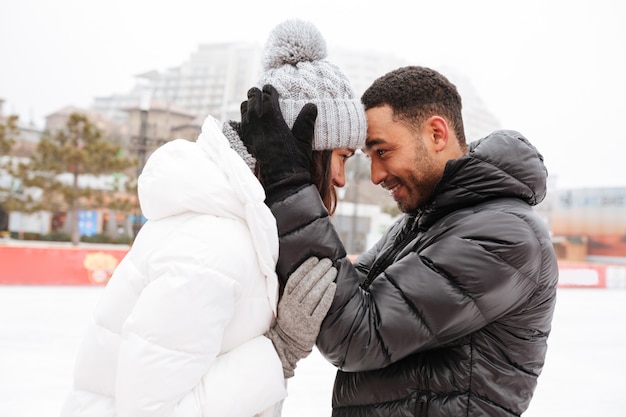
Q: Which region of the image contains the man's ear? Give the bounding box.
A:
[425,116,449,152]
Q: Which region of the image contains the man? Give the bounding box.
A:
[241,66,558,416]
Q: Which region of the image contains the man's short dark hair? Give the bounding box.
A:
[361,66,466,147]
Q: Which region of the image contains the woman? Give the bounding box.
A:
[222,17,367,219]
[61,19,365,417]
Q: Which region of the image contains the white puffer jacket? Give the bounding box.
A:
[61,116,286,417]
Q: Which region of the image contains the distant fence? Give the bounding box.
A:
[1,242,626,288]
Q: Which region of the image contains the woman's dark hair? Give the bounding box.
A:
[311,150,337,215]
[252,146,337,215]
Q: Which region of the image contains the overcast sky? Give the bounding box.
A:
[1,0,624,189]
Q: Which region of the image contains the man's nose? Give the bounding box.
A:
[369,158,385,185]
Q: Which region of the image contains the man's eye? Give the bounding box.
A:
[377,149,386,157]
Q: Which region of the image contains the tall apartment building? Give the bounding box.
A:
[94,42,262,126]
[93,42,501,141]
[91,42,503,252]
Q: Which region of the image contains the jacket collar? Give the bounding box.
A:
[417,130,548,230]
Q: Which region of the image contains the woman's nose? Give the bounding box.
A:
[333,166,346,188]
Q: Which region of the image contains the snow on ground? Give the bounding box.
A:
[0,286,624,416]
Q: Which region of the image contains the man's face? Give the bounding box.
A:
[364,105,443,213]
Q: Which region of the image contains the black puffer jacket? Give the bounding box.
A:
[270,130,559,417]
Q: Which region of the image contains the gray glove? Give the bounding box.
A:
[267,257,337,378]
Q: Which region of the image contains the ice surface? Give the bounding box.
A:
[1,286,624,416]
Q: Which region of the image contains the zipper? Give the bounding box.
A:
[361,213,420,289]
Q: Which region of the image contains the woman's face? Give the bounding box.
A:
[330,148,356,188]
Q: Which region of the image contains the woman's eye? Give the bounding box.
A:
[341,152,355,161]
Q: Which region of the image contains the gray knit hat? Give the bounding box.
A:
[256,19,367,151]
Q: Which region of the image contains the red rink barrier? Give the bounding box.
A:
[0,242,129,285]
[1,242,625,288]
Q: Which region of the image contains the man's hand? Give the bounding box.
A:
[240,84,317,197]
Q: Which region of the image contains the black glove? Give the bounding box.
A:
[240,84,317,201]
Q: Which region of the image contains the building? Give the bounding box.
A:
[123,98,200,174]
[333,201,398,255]
[93,42,263,125]
[93,42,501,143]
[0,98,42,158]
[88,42,503,251]
[1,98,45,236]
[544,187,626,263]
[5,41,505,247]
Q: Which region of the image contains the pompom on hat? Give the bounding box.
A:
[256,19,367,151]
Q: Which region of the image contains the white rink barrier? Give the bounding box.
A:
[558,263,626,289]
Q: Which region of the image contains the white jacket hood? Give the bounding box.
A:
[138,115,279,311]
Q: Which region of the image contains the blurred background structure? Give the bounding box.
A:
[1,0,625,276]
[0,41,504,253]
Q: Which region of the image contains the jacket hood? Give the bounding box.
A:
[139,119,257,222]
[138,116,279,312]
[421,130,548,228]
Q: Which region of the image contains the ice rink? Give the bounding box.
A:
[1,285,625,417]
